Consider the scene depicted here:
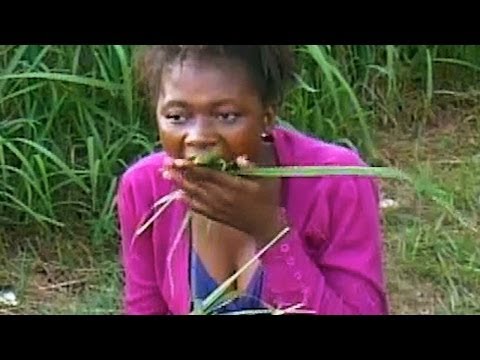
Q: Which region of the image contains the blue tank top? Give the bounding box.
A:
[190,251,265,314]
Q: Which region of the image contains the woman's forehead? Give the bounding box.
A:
[160,57,260,102]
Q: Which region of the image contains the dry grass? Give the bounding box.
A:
[0,233,121,315]
[379,105,480,314]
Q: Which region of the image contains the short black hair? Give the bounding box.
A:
[135,45,297,109]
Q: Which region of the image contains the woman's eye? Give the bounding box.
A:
[166,114,187,124]
[217,112,240,124]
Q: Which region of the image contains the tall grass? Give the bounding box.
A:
[1,45,479,246]
[285,45,480,149]
[0,45,155,245]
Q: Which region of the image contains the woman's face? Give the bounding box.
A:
[156,56,275,163]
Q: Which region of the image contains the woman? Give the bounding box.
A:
[117,45,388,315]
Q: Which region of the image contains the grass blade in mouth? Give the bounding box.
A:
[235,165,412,181]
[189,153,240,172]
[187,154,411,181]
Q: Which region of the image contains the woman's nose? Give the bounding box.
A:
[184,118,219,150]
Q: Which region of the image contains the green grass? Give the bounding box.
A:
[0,234,122,315]
[35,261,122,315]
[0,45,155,245]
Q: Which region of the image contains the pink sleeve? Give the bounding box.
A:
[117,175,169,315]
[262,176,388,315]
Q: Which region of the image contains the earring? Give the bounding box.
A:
[261,131,274,143]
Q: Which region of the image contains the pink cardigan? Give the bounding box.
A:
[117,126,388,315]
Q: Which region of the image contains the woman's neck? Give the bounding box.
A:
[257,141,278,167]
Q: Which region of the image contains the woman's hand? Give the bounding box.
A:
[163,157,288,247]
